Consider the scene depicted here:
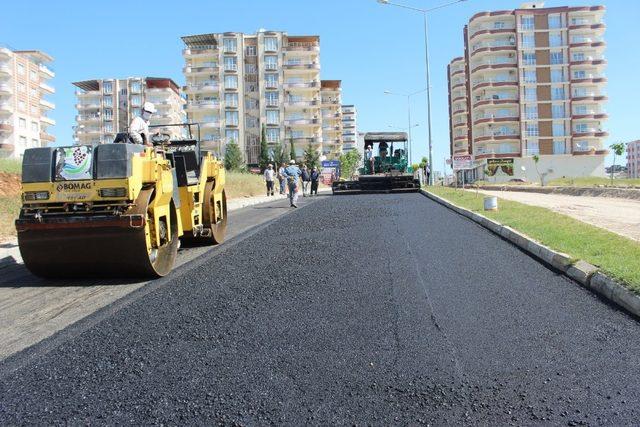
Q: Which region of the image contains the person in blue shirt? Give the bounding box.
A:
[283,159,302,208]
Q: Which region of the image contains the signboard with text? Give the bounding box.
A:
[320,160,340,185]
[486,158,514,176]
[452,155,473,170]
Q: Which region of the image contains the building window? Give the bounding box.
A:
[104,122,113,133]
[575,140,589,151]
[264,55,278,70]
[103,95,113,107]
[526,124,539,137]
[246,116,258,128]
[30,87,37,97]
[225,129,239,143]
[223,38,237,53]
[552,104,565,119]
[224,56,237,72]
[525,105,538,119]
[523,70,536,83]
[266,109,279,125]
[104,109,113,120]
[265,73,278,88]
[573,70,586,79]
[548,14,562,29]
[521,34,535,48]
[17,63,25,75]
[575,123,588,133]
[264,37,278,51]
[549,33,563,47]
[572,52,585,62]
[103,82,113,93]
[573,87,587,97]
[245,98,259,109]
[524,88,537,101]
[553,123,565,136]
[522,52,536,65]
[266,128,279,143]
[553,140,566,154]
[265,91,279,106]
[552,87,565,100]
[521,16,534,30]
[130,95,141,106]
[550,51,564,65]
[224,75,238,89]
[225,111,239,126]
[30,105,38,115]
[132,107,141,117]
[31,138,39,147]
[130,81,141,92]
[493,21,505,29]
[18,82,26,93]
[245,63,257,74]
[551,69,564,83]
[19,118,26,129]
[574,105,588,115]
[246,45,256,56]
[526,140,540,155]
[31,121,38,132]
[224,92,238,107]
[18,100,26,111]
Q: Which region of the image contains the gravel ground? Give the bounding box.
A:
[1,193,640,425]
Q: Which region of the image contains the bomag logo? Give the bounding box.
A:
[56,182,93,192]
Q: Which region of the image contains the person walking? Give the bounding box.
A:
[424,163,431,186]
[310,167,320,196]
[365,145,375,174]
[278,163,287,195]
[301,165,311,197]
[283,159,302,207]
[263,163,275,196]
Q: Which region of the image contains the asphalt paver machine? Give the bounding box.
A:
[332,132,420,194]
[16,123,227,278]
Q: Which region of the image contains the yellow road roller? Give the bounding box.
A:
[15,124,227,278]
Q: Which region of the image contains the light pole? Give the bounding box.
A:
[384,88,426,166]
[378,0,467,184]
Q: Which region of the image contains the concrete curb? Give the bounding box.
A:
[473,185,640,201]
[420,189,640,319]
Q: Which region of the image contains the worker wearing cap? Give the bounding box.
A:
[129,102,156,146]
[283,159,302,208]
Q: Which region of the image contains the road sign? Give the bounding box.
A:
[453,155,473,170]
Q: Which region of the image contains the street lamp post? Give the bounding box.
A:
[384,89,426,166]
[378,0,467,184]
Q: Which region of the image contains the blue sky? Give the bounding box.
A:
[1,0,638,172]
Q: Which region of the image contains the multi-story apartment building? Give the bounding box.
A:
[0,47,55,158]
[448,2,608,182]
[181,31,343,164]
[628,140,640,179]
[341,104,357,153]
[320,80,343,158]
[73,77,185,146]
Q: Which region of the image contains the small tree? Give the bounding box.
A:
[272,140,288,168]
[609,142,626,184]
[289,138,296,162]
[339,150,362,179]
[419,156,428,170]
[224,140,243,171]
[258,124,269,171]
[303,143,320,170]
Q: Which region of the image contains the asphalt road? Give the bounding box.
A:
[1,193,640,425]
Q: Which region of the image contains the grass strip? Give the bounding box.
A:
[428,186,640,293]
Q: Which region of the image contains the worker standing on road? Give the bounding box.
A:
[301,165,311,197]
[365,145,374,174]
[278,163,287,195]
[129,102,156,146]
[310,167,320,196]
[283,159,302,208]
[263,164,275,196]
[424,163,431,186]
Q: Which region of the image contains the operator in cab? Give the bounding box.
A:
[129,102,156,146]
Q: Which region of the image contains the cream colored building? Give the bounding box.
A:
[73,77,185,145]
[181,31,343,163]
[341,104,357,153]
[0,47,55,158]
[627,140,640,179]
[448,2,608,182]
[320,80,343,158]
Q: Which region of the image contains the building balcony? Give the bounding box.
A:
[569,39,606,49]
[200,121,221,129]
[40,132,55,142]
[470,43,516,58]
[572,93,608,102]
[0,102,13,114]
[40,116,55,126]
[284,118,319,126]
[264,81,279,89]
[473,115,519,126]
[183,47,218,58]
[571,75,607,85]
[573,129,609,138]
[453,135,468,142]
[474,96,518,107]
[284,81,318,89]
[289,136,322,145]
[470,60,517,74]
[0,65,11,75]
[469,26,516,41]
[223,64,238,73]
[452,108,467,116]
[572,112,608,120]
[321,98,340,106]
[450,69,465,77]
[471,78,517,91]
[451,95,466,103]
[474,130,519,142]
[39,82,55,94]
[0,47,10,58]
[40,99,55,110]
[39,64,54,78]
[184,82,219,94]
[285,99,319,109]
[0,122,13,133]
[183,65,219,74]
[474,151,520,160]
[570,57,607,67]
[185,100,220,111]
[451,82,466,90]
[568,22,606,31]
[284,44,320,53]
[283,62,320,70]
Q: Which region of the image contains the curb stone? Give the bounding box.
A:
[420,189,640,319]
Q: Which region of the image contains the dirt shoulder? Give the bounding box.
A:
[476,189,640,241]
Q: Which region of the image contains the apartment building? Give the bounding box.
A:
[320,80,343,157]
[181,31,343,164]
[73,77,185,146]
[448,2,608,182]
[0,47,55,158]
[341,104,357,153]
[628,140,640,179]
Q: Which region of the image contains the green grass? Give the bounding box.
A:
[0,195,21,240]
[428,186,640,293]
[546,177,640,188]
[0,158,21,174]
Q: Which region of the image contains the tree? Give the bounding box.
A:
[303,143,320,170]
[531,154,547,187]
[289,138,296,162]
[258,124,269,171]
[224,140,243,171]
[339,149,362,179]
[609,142,626,184]
[419,156,428,170]
[272,140,288,168]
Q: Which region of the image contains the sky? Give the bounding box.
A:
[1,0,638,173]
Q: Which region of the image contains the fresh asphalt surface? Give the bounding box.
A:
[1,193,640,425]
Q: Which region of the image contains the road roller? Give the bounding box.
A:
[15,123,227,278]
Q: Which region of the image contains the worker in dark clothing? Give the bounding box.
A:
[301,165,311,197]
[310,167,320,196]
